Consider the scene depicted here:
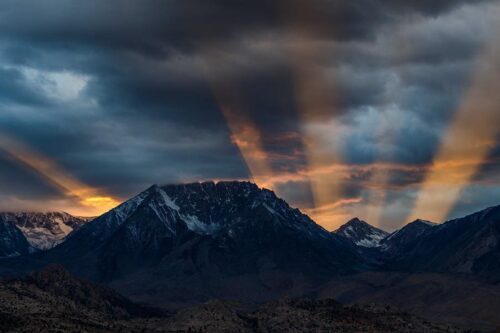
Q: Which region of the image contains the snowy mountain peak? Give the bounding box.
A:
[159,181,328,237]
[47,181,361,282]
[345,218,369,227]
[334,218,388,248]
[0,212,88,250]
[63,180,340,255]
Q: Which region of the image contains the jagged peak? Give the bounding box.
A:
[345,217,369,226]
[0,211,78,218]
[335,217,386,233]
[142,185,180,211]
[334,217,388,248]
[384,219,436,243]
[160,180,261,192]
[148,183,161,191]
[406,219,437,227]
[89,180,325,239]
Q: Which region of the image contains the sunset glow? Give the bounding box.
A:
[0,134,120,216]
[284,1,347,227]
[1,0,499,231]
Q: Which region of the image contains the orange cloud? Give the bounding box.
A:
[0,134,120,216]
[303,197,363,230]
[253,162,425,189]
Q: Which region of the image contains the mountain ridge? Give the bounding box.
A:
[0,181,499,328]
[32,181,363,307]
[382,204,500,274]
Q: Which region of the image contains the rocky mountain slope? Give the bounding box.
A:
[40,182,362,307]
[0,212,88,250]
[0,219,31,258]
[379,219,437,255]
[319,271,500,331]
[1,182,500,330]
[0,265,161,333]
[382,205,500,274]
[334,217,388,248]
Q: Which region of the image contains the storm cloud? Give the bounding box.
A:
[0,0,498,229]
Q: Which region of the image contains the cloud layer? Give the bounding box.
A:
[0,0,499,229]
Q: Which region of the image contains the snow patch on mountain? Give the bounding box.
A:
[181,214,220,234]
[334,218,389,248]
[0,212,88,250]
[158,187,180,211]
[355,232,387,247]
[113,190,151,220]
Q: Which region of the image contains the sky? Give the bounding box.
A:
[0,0,500,231]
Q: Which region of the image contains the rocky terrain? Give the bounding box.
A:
[0,265,161,333]
[320,271,500,331]
[36,182,362,307]
[161,298,466,333]
[0,212,88,250]
[0,181,500,331]
[377,206,500,275]
[378,219,437,254]
[0,218,32,258]
[0,266,466,333]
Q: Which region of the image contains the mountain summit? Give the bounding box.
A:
[334,218,388,248]
[1,182,500,329]
[380,219,437,254]
[41,181,362,307]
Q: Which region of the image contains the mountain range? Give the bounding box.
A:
[37,182,362,307]
[0,181,499,330]
[382,207,500,275]
[0,212,89,251]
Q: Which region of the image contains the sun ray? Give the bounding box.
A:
[220,105,275,188]
[201,50,275,189]
[410,16,500,222]
[0,134,120,216]
[282,0,345,226]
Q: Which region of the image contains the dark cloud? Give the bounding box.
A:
[0,67,51,106]
[0,149,63,201]
[0,0,497,227]
[0,0,489,54]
